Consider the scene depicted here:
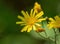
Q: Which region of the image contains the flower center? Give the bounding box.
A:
[26,17,36,25]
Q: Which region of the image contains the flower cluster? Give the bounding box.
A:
[16,2,46,32]
[47,16,60,29]
[16,2,60,32]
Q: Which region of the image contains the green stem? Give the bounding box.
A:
[53,29,57,44]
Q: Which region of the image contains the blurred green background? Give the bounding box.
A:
[0,0,60,44]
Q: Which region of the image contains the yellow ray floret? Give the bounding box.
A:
[47,16,60,29]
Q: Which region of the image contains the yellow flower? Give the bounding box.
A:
[16,9,46,32]
[47,16,60,29]
[33,2,42,13]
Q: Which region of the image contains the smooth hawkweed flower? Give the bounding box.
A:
[16,9,46,32]
[47,16,60,29]
[33,2,42,13]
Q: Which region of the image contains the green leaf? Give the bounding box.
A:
[56,33,60,44]
[42,21,55,39]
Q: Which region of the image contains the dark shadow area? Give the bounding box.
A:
[4,0,35,11]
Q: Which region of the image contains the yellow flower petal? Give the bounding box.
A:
[47,21,55,29]
[35,11,44,19]
[20,24,26,26]
[26,11,30,18]
[30,9,33,17]
[21,25,29,32]
[47,24,54,29]
[21,11,29,18]
[16,22,24,24]
[17,15,25,22]
[32,10,36,17]
[35,23,41,27]
[34,10,38,13]
[37,18,46,22]
[54,16,60,21]
[49,18,55,22]
[33,25,36,30]
[27,26,32,32]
